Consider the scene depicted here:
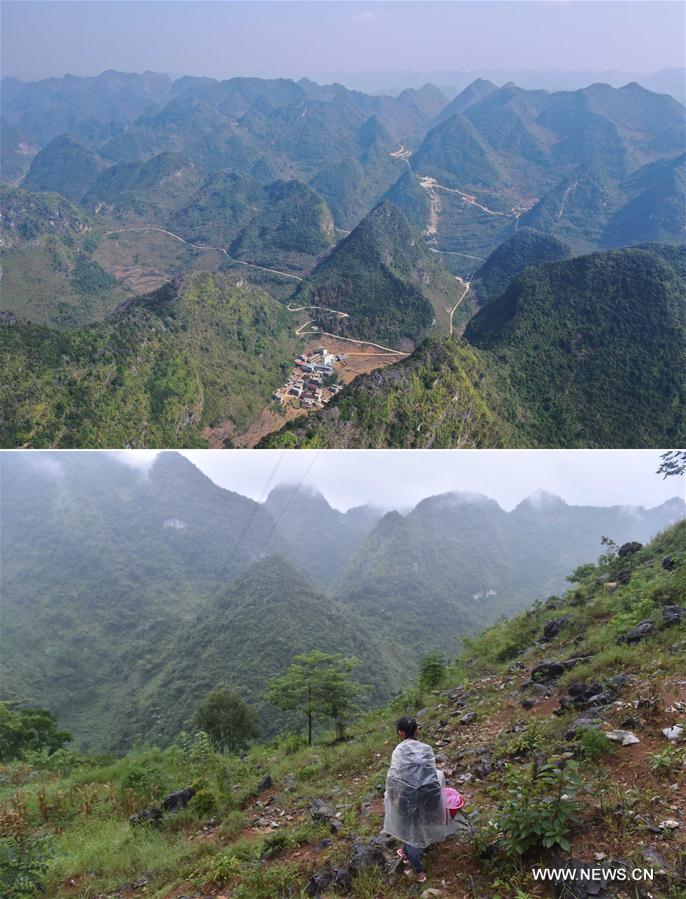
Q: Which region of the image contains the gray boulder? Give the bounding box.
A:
[162,787,194,812]
[618,541,643,558]
[349,839,387,874]
[618,619,654,643]
[663,605,686,626]
[542,616,569,641]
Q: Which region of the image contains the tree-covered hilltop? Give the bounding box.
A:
[1,516,684,898]
[21,134,108,202]
[81,150,206,222]
[293,201,465,346]
[469,227,572,308]
[117,555,405,749]
[0,272,296,447]
[228,179,335,268]
[261,244,686,449]
[465,245,686,447]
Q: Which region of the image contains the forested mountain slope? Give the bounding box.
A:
[0,273,296,447]
[262,245,686,448]
[293,201,464,346]
[2,515,685,898]
[2,450,682,752]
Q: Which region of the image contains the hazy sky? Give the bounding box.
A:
[167,449,684,511]
[3,1,683,82]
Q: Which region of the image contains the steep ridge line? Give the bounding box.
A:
[103,227,304,281]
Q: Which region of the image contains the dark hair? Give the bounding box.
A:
[396,716,418,738]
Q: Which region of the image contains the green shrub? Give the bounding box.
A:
[189,788,217,816]
[499,756,582,854]
[648,745,685,777]
[0,833,51,898]
[573,728,617,762]
[504,722,542,758]
[119,760,170,803]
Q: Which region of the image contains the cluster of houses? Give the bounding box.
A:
[273,346,346,410]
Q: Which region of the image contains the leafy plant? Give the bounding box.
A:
[499,756,582,853]
[418,652,447,691]
[648,745,685,777]
[0,832,51,898]
[573,727,617,762]
[0,703,72,762]
[189,788,217,816]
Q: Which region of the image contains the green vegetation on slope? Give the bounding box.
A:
[120,556,404,748]
[264,245,686,449]
[294,201,461,346]
[21,135,107,202]
[1,519,683,899]
[259,336,529,448]
[470,227,572,307]
[0,273,296,447]
[0,186,131,327]
[466,245,686,447]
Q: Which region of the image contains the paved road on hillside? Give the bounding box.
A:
[104,227,304,281]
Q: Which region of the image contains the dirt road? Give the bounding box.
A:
[104,227,304,281]
[450,278,471,336]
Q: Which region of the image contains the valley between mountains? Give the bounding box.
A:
[2,450,684,753]
[1,71,685,448]
[1,451,685,898]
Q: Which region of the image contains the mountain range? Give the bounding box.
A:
[2,450,683,751]
[263,242,686,449]
[1,70,685,448]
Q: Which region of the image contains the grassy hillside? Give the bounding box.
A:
[2,519,683,898]
[0,272,296,447]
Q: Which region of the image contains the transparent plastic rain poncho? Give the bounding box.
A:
[383,739,455,849]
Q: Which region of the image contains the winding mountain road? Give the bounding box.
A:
[449,277,471,336]
[104,227,304,281]
[287,304,349,318]
[419,176,516,218]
